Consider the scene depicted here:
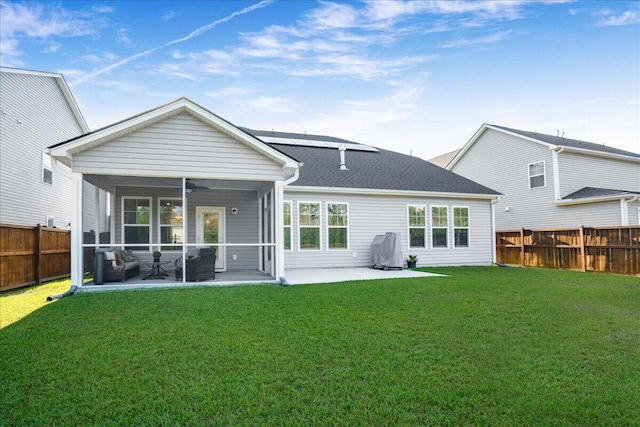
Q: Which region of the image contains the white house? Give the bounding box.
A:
[49,98,500,287]
[446,124,640,230]
[0,67,94,229]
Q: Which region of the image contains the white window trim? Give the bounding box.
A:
[283,201,293,251]
[430,205,449,249]
[298,201,322,251]
[528,160,546,189]
[637,207,640,225]
[157,198,183,251]
[326,202,349,250]
[452,206,470,249]
[122,196,152,252]
[42,152,53,185]
[407,204,427,249]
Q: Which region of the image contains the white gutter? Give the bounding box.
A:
[554,194,639,206]
[287,185,499,200]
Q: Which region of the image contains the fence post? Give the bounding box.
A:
[35,224,42,284]
[579,225,586,271]
[520,228,525,266]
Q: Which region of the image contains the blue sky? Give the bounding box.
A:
[1,0,639,159]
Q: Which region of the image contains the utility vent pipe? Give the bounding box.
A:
[339,144,348,170]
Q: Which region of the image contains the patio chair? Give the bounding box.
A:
[175,247,216,281]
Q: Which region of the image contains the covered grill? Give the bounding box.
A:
[371,232,403,270]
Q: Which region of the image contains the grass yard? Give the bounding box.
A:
[1,267,639,426]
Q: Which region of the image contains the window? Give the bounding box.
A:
[453,207,469,248]
[431,206,448,248]
[327,203,348,249]
[42,153,53,185]
[408,205,426,248]
[283,202,292,250]
[298,202,320,250]
[123,197,151,250]
[528,161,545,188]
[159,199,183,250]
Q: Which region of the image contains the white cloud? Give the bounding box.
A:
[91,5,114,14]
[0,1,106,63]
[161,11,176,21]
[437,30,514,48]
[307,2,359,30]
[596,10,640,26]
[0,2,100,38]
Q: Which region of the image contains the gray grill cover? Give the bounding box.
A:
[371,232,403,269]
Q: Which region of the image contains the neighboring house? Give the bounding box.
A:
[428,149,460,168]
[49,98,500,287]
[446,124,640,230]
[0,67,107,231]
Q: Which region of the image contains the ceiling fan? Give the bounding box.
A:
[185,179,209,192]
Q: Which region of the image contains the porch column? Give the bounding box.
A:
[71,172,84,287]
[274,180,285,279]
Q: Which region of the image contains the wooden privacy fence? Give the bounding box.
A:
[0,224,71,292]
[496,226,640,275]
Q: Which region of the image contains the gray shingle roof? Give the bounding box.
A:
[491,125,640,158]
[244,129,500,195]
[562,187,640,200]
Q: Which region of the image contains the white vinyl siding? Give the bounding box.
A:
[450,128,640,228]
[298,202,321,250]
[283,190,494,269]
[431,206,448,248]
[557,151,640,197]
[72,113,284,180]
[327,202,349,250]
[408,205,426,248]
[0,70,85,227]
[528,161,545,189]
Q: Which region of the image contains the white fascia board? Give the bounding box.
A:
[285,185,499,200]
[54,76,90,133]
[446,123,552,170]
[185,101,299,169]
[1,67,90,133]
[49,98,299,170]
[445,124,488,170]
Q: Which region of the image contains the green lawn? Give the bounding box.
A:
[1,267,639,426]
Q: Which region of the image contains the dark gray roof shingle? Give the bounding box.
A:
[491,125,640,158]
[243,129,500,195]
[562,187,640,200]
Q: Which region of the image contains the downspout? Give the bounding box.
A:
[277,165,301,285]
[182,177,187,284]
[491,197,500,265]
[551,147,564,200]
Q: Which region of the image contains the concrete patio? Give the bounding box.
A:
[79,267,444,292]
